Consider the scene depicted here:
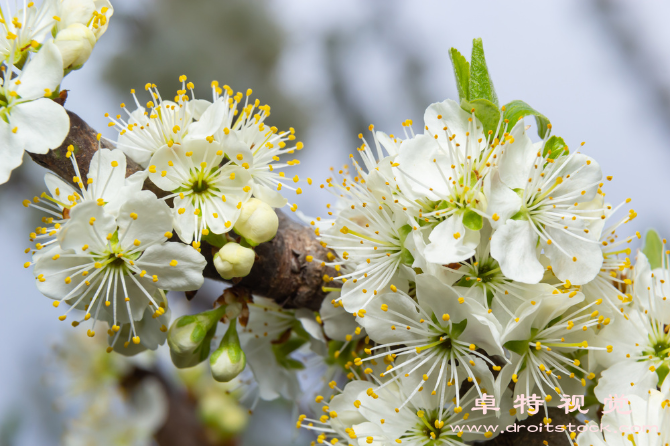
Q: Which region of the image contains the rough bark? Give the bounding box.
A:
[28,109,336,311]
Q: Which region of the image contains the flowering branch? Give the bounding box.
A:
[28,107,336,311]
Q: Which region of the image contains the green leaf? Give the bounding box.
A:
[449,47,470,102]
[643,229,664,270]
[460,98,501,138]
[502,100,551,138]
[462,209,483,231]
[469,38,498,106]
[542,136,569,160]
[504,340,529,356]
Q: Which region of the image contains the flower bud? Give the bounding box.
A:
[233,198,278,246]
[213,242,255,280]
[54,23,96,70]
[167,305,226,368]
[210,320,246,382]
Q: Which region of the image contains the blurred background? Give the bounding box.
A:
[2,0,670,444]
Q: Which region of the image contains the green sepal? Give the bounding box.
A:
[233,228,260,247]
[656,363,669,386]
[460,98,500,138]
[543,136,569,160]
[462,209,483,231]
[202,231,228,249]
[468,38,498,106]
[450,318,468,339]
[643,229,664,270]
[272,337,307,370]
[398,224,415,266]
[503,340,529,356]
[502,100,551,138]
[449,47,470,102]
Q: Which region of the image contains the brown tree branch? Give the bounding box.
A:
[28,109,335,311]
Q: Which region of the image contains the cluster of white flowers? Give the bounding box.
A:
[290,48,670,442]
[1,0,113,184]
[8,8,669,443]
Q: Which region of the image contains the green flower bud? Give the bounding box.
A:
[167,305,226,369]
[213,242,255,280]
[233,198,278,246]
[210,319,246,382]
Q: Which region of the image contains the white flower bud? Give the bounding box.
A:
[57,0,114,39]
[54,23,96,70]
[210,320,246,383]
[233,198,278,246]
[213,242,255,280]
[167,306,226,369]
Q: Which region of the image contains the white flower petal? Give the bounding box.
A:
[185,99,227,140]
[393,134,447,201]
[11,98,69,155]
[497,120,537,190]
[490,219,544,284]
[484,170,522,229]
[17,41,64,100]
[252,182,287,208]
[59,201,117,254]
[544,224,603,285]
[135,242,206,291]
[87,148,127,202]
[0,121,25,184]
[116,191,172,250]
[424,213,479,265]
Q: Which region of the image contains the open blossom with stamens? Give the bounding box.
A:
[498,291,607,421]
[147,137,252,246]
[0,1,56,62]
[194,82,305,208]
[580,201,637,317]
[488,119,605,284]
[357,274,505,412]
[393,100,500,265]
[107,78,212,166]
[23,147,145,256]
[109,79,303,209]
[0,41,68,184]
[576,386,670,446]
[298,370,513,446]
[314,170,414,313]
[238,296,324,401]
[437,222,557,326]
[594,251,670,401]
[32,191,206,343]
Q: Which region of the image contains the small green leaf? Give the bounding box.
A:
[504,340,529,356]
[449,47,470,102]
[543,136,569,160]
[460,98,501,137]
[502,100,551,138]
[469,38,498,106]
[643,229,664,270]
[462,209,483,231]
